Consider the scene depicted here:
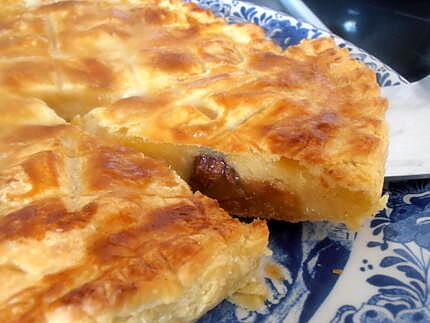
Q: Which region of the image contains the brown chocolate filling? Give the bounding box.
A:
[189,153,298,219]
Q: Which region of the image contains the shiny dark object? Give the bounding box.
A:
[304,0,430,82]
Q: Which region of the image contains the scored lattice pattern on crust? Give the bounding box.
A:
[0,0,387,194]
[0,0,275,118]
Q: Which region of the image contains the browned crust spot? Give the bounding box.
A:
[0,198,97,242]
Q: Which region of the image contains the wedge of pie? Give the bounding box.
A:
[0,0,387,228]
[0,93,269,322]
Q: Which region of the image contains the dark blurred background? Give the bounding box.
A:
[250,0,430,82]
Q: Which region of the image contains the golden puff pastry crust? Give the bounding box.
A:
[0,0,264,119]
[0,0,387,228]
[0,94,269,322]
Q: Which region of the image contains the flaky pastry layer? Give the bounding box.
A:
[0,93,269,322]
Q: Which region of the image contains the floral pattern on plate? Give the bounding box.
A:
[329,183,430,323]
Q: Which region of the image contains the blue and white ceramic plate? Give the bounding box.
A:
[188,1,429,322]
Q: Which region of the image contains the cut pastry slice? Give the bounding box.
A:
[0,0,388,228]
[0,93,269,322]
[79,36,388,228]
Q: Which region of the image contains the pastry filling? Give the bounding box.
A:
[189,153,294,219]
